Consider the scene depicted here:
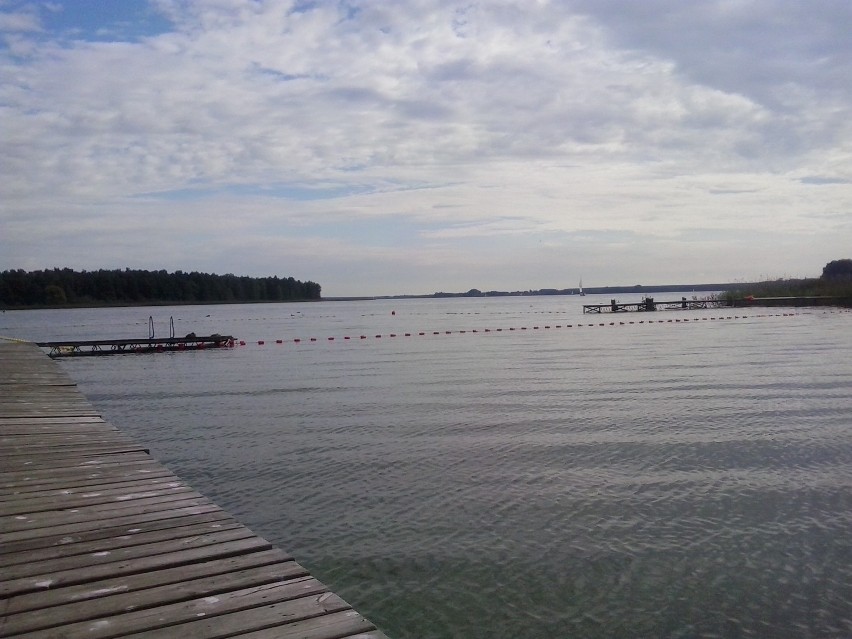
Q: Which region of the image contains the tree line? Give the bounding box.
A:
[0,268,322,308]
[722,259,852,301]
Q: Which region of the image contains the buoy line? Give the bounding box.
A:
[233,310,849,346]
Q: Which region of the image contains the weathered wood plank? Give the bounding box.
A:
[0,450,155,472]
[0,482,196,516]
[0,472,180,501]
[116,590,354,639]
[235,610,379,639]
[0,509,236,557]
[1,561,312,635]
[1,559,311,635]
[0,514,241,566]
[0,426,136,440]
[10,577,333,639]
[0,415,108,425]
[0,408,98,416]
[0,536,273,598]
[0,402,101,413]
[0,386,91,397]
[0,493,213,536]
[2,547,294,616]
[1,444,151,463]
[1,526,258,581]
[0,435,140,451]
[0,465,168,495]
[0,502,223,545]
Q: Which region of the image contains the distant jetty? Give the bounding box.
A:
[37,334,235,358]
[583,297,729,314]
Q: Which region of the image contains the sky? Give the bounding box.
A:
[1,1,850,297]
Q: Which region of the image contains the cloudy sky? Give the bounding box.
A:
[2,1,850,296]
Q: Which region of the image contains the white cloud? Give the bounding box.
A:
[1,0,850,295]
[0,10,41,32]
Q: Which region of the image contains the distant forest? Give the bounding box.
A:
[722,259,852,300]
[0,268,322,308]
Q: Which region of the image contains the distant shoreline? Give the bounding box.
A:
[372,282,734,300]
[11,280,852,310]
[3,285,730,310]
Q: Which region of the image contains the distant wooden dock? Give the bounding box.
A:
[583,297,730,314]
[36,335,235,358]
[0,340,388,638]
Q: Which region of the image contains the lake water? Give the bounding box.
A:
[3,295,851,638]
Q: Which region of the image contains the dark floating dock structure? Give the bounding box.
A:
[36,315,235,357]
[0,340,389,639]
[37,335,236,358]
[583,297,730,314]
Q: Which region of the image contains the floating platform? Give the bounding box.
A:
[583,297,730,314]
[0,340,389,638]
[36,335,235,358]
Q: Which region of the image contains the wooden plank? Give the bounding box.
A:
[0,411,100,418]
[236,610,379,639]
[0,389,97,400]
[1,526,259,581]
[0,536,273,598]
[0,511,239,562]
[0,418,118,434]
[1,444,151,462]
[0,450,154,472]
[0,415,108,425]
[0,559,310,635]
[118,590,354,639]
[0,467,175,497]
[0,377,75,386]
[0,459,166,490]
[0,502,223,545]
[0,429,136,454]
[0,426,136,439]
[0,453,160,474]
[1,439,146,454]
[0,424,123,436]
[0,385,90,396]
[0,482,195,516]
[0,472,180,501]
[0,399,95,408]
[2,547,293,616]
[0,478,188,511]
[0,492,212,536]
[13,583,345,639]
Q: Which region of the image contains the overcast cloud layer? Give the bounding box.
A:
[2,0,850,296]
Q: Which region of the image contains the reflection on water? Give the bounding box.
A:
[5,297,851,638]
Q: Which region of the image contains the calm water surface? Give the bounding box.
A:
[3,296,851,638]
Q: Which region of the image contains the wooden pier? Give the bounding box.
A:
[0,340,389,639]
[583,297,730,314]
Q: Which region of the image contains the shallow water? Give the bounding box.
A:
[4,296,851,638]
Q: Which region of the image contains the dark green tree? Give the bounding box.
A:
[821,259,852,281]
